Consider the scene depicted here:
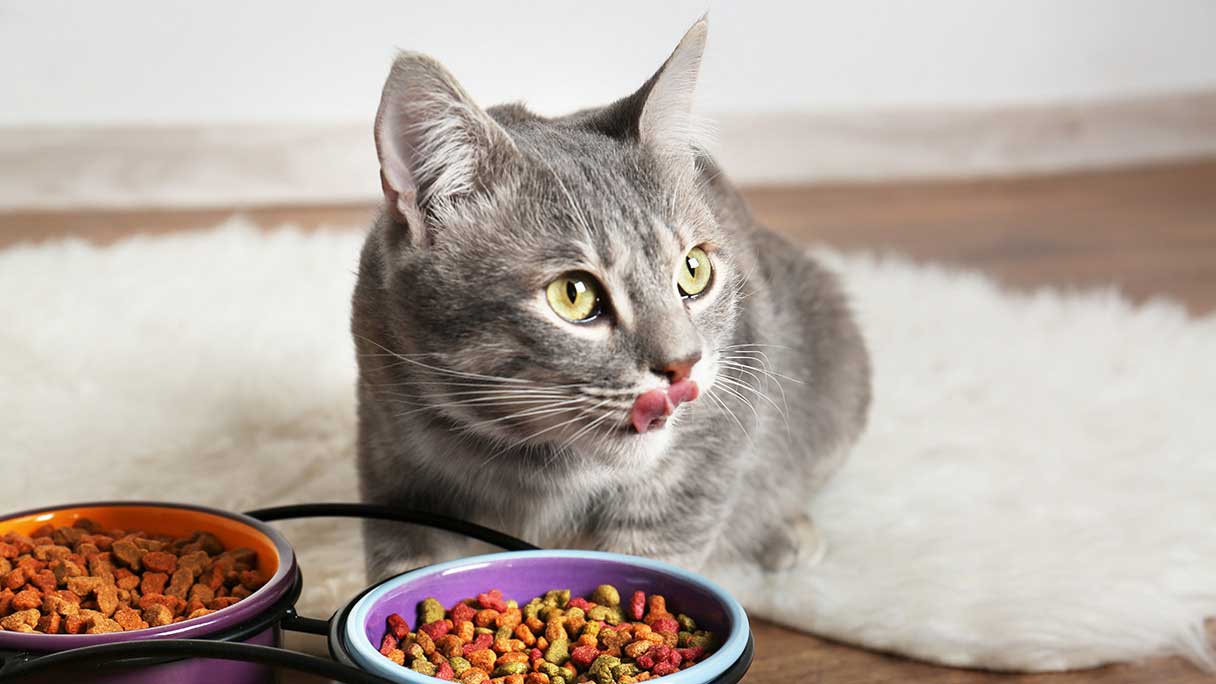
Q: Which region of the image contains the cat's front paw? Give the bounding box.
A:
[757,514,827,572]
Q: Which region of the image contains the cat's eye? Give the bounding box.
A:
[546,272,602,323]
[678,246,713,298]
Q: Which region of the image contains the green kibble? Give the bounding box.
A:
[537,661,562,677]
[586,605,623,625]
[551,678,565,684]
[544,637,570,664]
[583,620,602,638]
[495,625,513,641]
[506,599,518,610]
[449,656,471,675]
[588,655,621,684]
[590,584,620,607]
[493,661,529,676]
[611,663,640,679]
[677,630,692,647]
[677,613,696,632]
[524,598,543,620]
[474,626,494,635]
[410,658,436,676]
[586,605,610,621]
[543,589,570,608]
[687,630,714,650]
[419,597,445,625]
[540,605,565,621]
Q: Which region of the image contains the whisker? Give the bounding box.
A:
[354,334,531,385]
[711,380,760,423]
[704,390,754,447]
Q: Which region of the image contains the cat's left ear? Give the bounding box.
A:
[636,17,709,172]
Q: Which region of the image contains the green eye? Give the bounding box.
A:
[678,246,712,297]
[546,272,602,322]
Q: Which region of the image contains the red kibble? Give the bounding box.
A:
[677,646,705,663]
[650,616,679,635]
[529,647,543,663]
[566,596,592,611]
[570,644,600,669]
[462,632,493,656]
[386,613,410,639]
[636,653,655,670]
[652,661,679,676]
[476,588,508,612]
[379,633,399,656]
[668,649,683,667]
[629,591,646,621]
[435,660,455,680]
[419,619,452,641]
[450,602,477,623]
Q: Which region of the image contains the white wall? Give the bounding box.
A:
[3,0,1216,127]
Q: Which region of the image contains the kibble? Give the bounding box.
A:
[377,586,716,683]
[0,519,266,634]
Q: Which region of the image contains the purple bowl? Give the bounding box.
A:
[342,550,750,684]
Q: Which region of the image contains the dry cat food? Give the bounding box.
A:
[0,518,266,634]
[378,585,716,684]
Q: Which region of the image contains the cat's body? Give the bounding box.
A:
[354,20,870,580]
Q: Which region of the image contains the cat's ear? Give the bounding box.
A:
[374,52,517,245]
[636,17,709,168]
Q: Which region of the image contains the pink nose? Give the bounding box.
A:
[630,379,700,433]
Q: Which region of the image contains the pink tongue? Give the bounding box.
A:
[631,380,700,433]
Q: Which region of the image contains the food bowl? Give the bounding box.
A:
[0,502,754,684]
[0,501,298,684]
[331,550,753,684]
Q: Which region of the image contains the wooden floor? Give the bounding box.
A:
[2,159,1214,682]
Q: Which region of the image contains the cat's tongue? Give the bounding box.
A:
[631,380,699,433]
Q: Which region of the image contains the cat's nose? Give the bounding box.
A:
[652,351,702,384]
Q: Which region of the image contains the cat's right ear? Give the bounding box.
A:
[374,52,517,246]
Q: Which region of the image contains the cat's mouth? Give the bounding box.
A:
[629,379,699,433]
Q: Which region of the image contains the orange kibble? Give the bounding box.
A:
[623,640,653,659]
[504,675,525,684]
[496,607,522,630]
[535,636,548,651]
[437,633,464,657]
[513,623,536,646]
[544,619,566,643]
[495,651,528,667]
[460,668,489,684]
[455,619,476,642]
[474,609,500,628]
[524,616,544,633]
[646,595,666,616]
[468,648,496,672]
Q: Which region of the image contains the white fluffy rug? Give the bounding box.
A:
[3,223,1214,673]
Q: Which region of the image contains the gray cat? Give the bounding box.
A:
[353,19,870,581]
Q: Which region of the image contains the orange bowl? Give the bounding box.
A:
[0,501,296,652]
[2,503,278,578]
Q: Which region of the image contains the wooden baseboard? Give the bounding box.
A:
[2,91,1214,210]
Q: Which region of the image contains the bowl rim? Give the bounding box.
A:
[343,549,750,684]
[0,500,297,651]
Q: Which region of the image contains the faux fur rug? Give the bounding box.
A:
[3,223,1214,673]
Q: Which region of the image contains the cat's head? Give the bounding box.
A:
[361,18,748,464]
